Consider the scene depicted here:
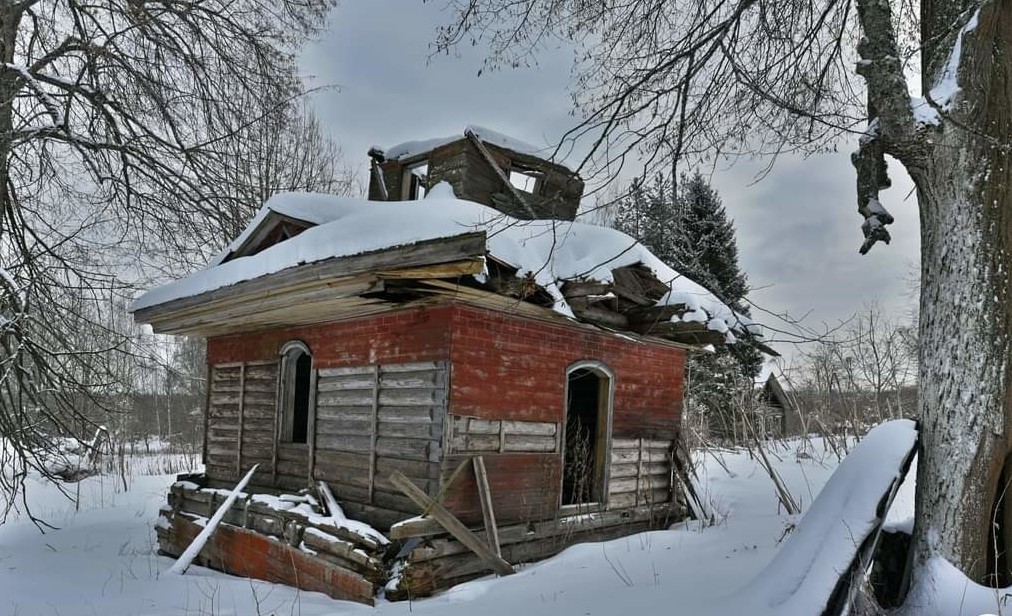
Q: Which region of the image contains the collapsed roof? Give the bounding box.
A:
[367,126,584,221]
[132,184,764,348]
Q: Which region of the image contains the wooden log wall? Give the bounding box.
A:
[205,360,279,485]
[312,361,447,528]
[158,483,387,605]
[607,437,676,509]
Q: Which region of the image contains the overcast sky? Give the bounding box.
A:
[299,1,922,359]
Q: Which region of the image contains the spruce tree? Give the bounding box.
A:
[611,170,762,442]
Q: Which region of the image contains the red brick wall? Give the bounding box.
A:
[206,304,685,438]
[206,305,454,367]
[448,304,685,437]
[205,301,685,524]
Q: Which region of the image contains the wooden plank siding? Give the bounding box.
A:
[607,437,675,509]
[204,358,447,527]
[205,360,280,486]
[448,415,559,454]
[312,361,447,522]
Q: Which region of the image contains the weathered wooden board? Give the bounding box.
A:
[448,415,560,455]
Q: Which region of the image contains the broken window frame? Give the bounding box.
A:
[278,340,313,445]
[401,160,429,200]
[507,161,545,196]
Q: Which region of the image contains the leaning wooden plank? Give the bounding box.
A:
[169,464,259,575]
[318,480,347,520]
[389,470,514,576]
[424,457,470,517]
[472,456,501,557]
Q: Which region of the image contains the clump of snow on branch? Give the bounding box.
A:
[134,188,756,339]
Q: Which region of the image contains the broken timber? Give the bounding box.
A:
[389,470,514,576]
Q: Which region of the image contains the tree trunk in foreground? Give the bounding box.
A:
[908,0,1012,585]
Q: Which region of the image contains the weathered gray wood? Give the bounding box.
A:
[561,279,612,299]
[236,363,246,476]
[376,437,433,461]
[378,389,445,406]
[203,363,212,467]
[472,457,501,557]
[377,422,443,439]
[308,368,319,484]
[375,457,439,481]
[611,449,670,464]
[314,464,372,489]
[318,366,375,378]
[317,375,376,392]
[316,419,375,436]
[316,434,372,453]
[276,443,310,462]
[368,365,380,504]
[271,360,281,482]
[610,475,670,494]
[465,129,537,219]
[314,449,371,471]
[502,420,557,436]
[459,418,500,434]
[502,434,556,452]
[610,461,669,478]
[316,391,376,407]
[451,434,499,452]
[389,470,514,576]
[377,406,441,423]
[380,361,444,373]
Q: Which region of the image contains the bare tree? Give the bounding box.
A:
[0,0,334,516]
[193,99,358,258]
[436,0,1012,596]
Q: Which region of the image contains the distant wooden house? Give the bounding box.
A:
[755,372,795,438]
[132,128,761,603]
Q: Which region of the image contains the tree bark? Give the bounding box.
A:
[910,0,1012,584]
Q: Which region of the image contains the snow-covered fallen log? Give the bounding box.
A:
[728,419,918,615]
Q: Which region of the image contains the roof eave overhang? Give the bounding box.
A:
[133,231,488,336]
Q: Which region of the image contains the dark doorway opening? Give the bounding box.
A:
[563,368,607,505]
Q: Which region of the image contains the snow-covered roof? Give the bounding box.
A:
[379,125,545,162]
[133,184,759,342]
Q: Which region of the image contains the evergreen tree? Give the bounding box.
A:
[611,170,762,442]
[613,171,759,375]
[678,173,749,313]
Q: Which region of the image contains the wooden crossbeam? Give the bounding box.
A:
[389,470,514,576]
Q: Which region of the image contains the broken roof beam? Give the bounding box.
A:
[566,295,629,329]
[560,279,613,300]
[610,264,671,306]
[636,321,727,346]
[625,304,691,333]
[465,128,539,219]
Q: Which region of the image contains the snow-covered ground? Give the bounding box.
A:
[0,425,980,616]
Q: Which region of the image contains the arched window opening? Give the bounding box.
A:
[280,341,313,444]
[563,363,613,506]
